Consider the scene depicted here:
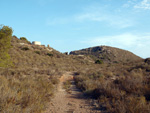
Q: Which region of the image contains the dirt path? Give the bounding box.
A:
[44,72,101,113]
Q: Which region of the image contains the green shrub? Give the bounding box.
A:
[21,47,29,51]
[47,53,53,57]
[95,59,103,64]
[20,37,30,43]
[35,51,40,55]
[113,61,119,63]
[20,37,27,41]
[12,35,18,39]
[0,25,13,67]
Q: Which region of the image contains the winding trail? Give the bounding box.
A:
[44,72,101,113]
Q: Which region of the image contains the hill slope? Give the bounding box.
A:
[0,35,94,112]
[1,26,149,113]
[10,36,93,71]
[70,46,142,63]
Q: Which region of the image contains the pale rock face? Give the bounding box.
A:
[19,43,25,45]
[32,41,41,45]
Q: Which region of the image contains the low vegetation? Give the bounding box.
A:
[0,69,58,112]
[35,51,40,55]
[1,25,150,113]
[47,53,53,57]
[0,25,93,112]
[21,47,30,51]
[70,46,142,63]
[74,61,150,113]
[95,59,103,64]
[20,37,30,44]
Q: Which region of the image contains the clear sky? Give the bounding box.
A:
[1,0,150,58]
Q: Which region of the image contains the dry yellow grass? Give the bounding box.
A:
[0,71,56,113]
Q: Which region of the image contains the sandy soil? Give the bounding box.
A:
[44,72,101,113]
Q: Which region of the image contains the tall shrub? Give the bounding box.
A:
[0,25,13,67]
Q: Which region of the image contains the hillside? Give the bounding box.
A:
[10,36,93,71]
[0,30,150,113]
[70,46,142,63]
[0,35,95,112]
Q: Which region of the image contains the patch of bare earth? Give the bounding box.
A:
[44,72,101,113]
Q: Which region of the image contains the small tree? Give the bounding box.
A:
[0,25,13,67]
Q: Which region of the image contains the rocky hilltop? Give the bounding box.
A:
[70,46,142,63]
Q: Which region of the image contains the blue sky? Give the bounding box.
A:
[0,0,150,58]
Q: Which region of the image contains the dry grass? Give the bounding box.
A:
[0,36,94,112]
[10,36,92,72]
[74,61,150,113]
[70,46,142,63]
[1,36,149,113]
[0,71,56,113]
